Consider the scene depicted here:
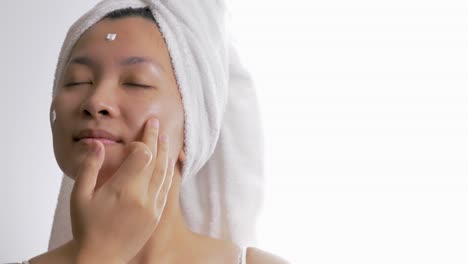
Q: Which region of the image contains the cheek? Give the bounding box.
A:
[122,99,162,138]
[52,123,75,178]
[51,94,74,131]
[51,107,81,179]
[122,99,184,159]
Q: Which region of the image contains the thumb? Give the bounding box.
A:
[72,141,105,202]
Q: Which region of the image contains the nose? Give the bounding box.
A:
[79,83,120,119]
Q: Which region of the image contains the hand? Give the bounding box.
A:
[70,118,175,263]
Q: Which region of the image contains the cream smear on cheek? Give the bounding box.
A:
[50,109,56,127]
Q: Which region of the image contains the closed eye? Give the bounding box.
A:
[65,81,92,87]
[124,83,153,88]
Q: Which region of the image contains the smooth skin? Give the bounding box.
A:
[28,16,289,264]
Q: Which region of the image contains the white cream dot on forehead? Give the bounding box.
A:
[106,33,117,41]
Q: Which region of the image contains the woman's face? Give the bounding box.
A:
[50,17,185,188]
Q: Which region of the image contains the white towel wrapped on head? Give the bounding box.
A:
[48,0,264,250]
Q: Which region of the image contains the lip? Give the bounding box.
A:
[74,129,122,144]
[78,138,120,145]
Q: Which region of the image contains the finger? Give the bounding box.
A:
[141,118,159,165]
[148,134,170,197]
[71,141,105,201]
[108,142,153,189]
[140,118,160,187]
[152,158,175,213]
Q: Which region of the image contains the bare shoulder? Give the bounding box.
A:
[246,247,291,264]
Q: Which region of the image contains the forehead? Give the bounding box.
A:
[69,17,167,64]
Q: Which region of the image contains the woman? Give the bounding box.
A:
[15,1,289,264]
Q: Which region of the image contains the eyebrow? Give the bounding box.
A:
[68,56,165,72]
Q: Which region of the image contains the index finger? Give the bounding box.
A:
[141,118,160,156]
[106,119,159,191]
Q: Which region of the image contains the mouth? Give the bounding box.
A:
[75,137,121,145]
[74,129,123,145]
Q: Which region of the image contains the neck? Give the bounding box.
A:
[128,167,198,264]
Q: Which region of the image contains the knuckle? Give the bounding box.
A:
[130,142,148,152]
[128,141,142,151]
[102,185,117,199]
[127,194,146,209]
[111,186,143,204]
[107,182,124,195]
[130,143,152,162]
[136,203,158,221]
[109,187,126,202]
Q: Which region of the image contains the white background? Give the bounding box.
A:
[1,1,468,263]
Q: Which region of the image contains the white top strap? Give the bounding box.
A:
[238,246,248,264]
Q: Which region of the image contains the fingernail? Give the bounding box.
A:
[160,134,169,142]
[150,118,159,128]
